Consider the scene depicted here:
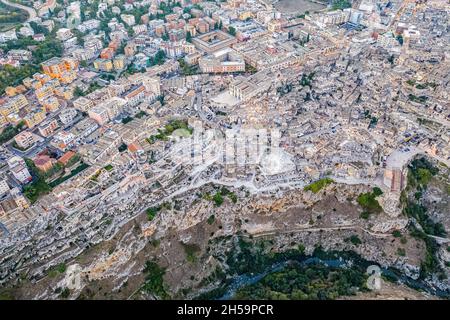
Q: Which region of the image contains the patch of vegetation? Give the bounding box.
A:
[304,178,334,194]
[372,187,383,197]
[200,237,445,300]
[0,121,25,144]
[404,157,447,280]
[408,157,438,188]
[357,187,383,215]
[219,187,238,203]
[48,263,67,278]
[0,2,28,26]
[392,230,402,238]
[73,86,85,97]
[48,162,89,188]
[404,157,445,237]
[104,164,113,171]
[60,287,70,299]
[226,238,307,276]
[0,288,14,300]
[121,116,133,124]
[147,119,193,144]
[1,36,63,94]
[118,143,127,152]
[245,63,257,74]
[408,94,428,104]
[207,215,215,225]
[146,206,161,221]
[410,226,444,279]
[150,239,160,248]
[360,211,370,219]
[207,239,371,300]
[148,49,166,66]
[135,110,147,119]
[90,169,102,182]
[345,235,362,246]
[331,0,351,10]
[234,261,367,300]
[23,159,52,203]
[182,243,200,263]
[56,263,67,273]
[86,82,102,94]
[404,202,445,237]
[142,261,169,299]
[277,83,293,96]
[299,72,315,88]
[204,187,238,207]
[178,58,199,76]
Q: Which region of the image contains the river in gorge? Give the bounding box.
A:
[218,254,450,300]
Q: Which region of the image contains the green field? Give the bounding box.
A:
[0,2,28,31]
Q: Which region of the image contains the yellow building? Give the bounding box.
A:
[30,80,43,90]
[42,96,60,112]
[0,104,17,118]
[113,55,126,70]
[22,77,33,88]
[33,73,51,85]
[267,19,283,32]
[0,94,28,117]
[93,59,114,72]
[239,11,253,21]
[0,114,8,127]
[60,70,77,84]
[54,87,74,100]
[5,87,17,97]
[35,85,54,101]
[5,113,21,125]
[41,57,79,79]
[24,108,46,128]
[15,195,30,209]
[63,88,74,100]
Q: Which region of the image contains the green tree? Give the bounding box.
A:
[228,26,236,36]
[213,192,224,206]
[29,21,49,35]
[74,86,85,97]
[142,261,169,299]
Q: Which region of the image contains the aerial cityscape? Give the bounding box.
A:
[0,0,448,301]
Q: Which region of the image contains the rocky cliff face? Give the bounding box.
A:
[1,170,448,299]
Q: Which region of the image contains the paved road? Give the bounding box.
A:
[0,0,37,22]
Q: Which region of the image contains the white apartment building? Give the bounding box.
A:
[0,180,10,197]
[59,108,78,125]
[73,96,94,112]
[7,156,32,184]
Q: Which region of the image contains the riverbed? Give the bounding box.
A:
[218,253,450,300]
